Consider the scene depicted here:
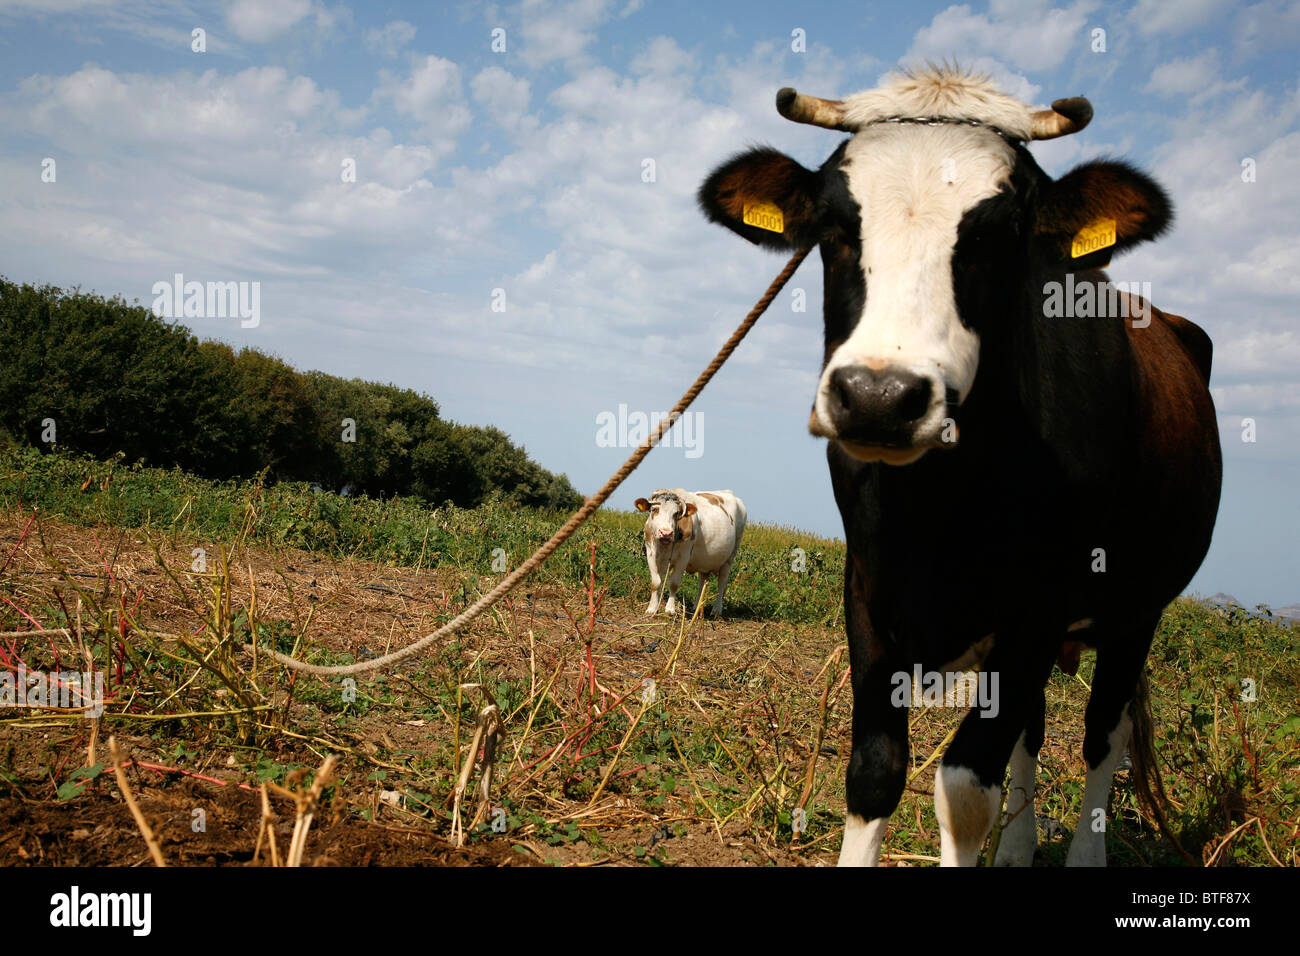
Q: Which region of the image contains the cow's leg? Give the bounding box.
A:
[711,559,733,616]
[994,683,1046,867]
[838,562,908,867]
[663,560,688,614]
[1067,619,1156,867]
[645,546,668,614]
[938,645,1055,866]
[839,655,909,866]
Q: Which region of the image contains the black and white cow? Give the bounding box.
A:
[698,68,1221,866]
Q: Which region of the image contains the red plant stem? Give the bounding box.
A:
[0,510,36,576]
[1,594,44,631]
[125,760,258,791]
[513,683,643,781]
[573,727,648,762]
[584,542,598,713]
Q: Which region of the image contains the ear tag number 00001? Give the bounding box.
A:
[743,202,785,234]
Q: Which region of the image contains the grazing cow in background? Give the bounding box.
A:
[698,67,1221,866]
[635,489,747,617]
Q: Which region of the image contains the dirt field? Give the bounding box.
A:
[5,509,1282,867]
[0,513,863,867]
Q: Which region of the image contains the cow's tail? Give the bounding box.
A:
[1128,670,1197,864]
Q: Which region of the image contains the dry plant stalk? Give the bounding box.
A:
[254,783,282,867]
[587,697,650,809]
[450,684,503,847]
[108,736,167,867]
[75,598,100,767]
[264,754,339,867]
[796,645,848,817]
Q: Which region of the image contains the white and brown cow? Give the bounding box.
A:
[634,489,746,617]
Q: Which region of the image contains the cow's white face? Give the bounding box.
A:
[808,124,1016,464]
[697,72,1165,469]
[635,493,696,545]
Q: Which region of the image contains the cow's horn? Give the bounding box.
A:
[776,87,852,131]
[1030,96,1093,140]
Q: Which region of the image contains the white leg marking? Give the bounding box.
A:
[713,561,733,615]
[838,813,888,867]
[1066,708,1132,867]
[645,547,665,614]
[663,563,686,614]
[935,764,1000,867]
[994,732,1038,867]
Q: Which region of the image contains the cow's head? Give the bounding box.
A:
[635,490,697,545]
[698,68,1171,464]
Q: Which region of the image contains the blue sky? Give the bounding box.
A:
[1,0,1297,606]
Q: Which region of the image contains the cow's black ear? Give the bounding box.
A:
[698,147,820,250]
[1035,160,1172,261]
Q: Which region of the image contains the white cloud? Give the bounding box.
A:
[1233,0,1300,54]
[517,250,557,283]
[1215,334,1300,380]
[0,62,485,287]
[1144,50,1247,104]
[0,0,115,11]
[1129,0,1231,35]
[14,64,346,148]
[364,20,416,57]
[629,35,695,78]
[516,0,614,68]
[907,1,1097,74]
[374,55,473,156]
[471,66,532,131]
[224,0,313,44]
[1145,51,1219,96]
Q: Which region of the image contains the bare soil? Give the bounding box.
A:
[0,512,857,867]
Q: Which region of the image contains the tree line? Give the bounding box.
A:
[0,278,582,511]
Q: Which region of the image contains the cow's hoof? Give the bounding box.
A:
[993,843,1036,867]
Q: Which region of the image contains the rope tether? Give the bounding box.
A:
[257,246,813,677]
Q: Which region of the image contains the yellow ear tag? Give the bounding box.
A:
[1071,218,1117,259]
[742,202,785,234]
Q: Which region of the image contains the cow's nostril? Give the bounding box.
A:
[897,376,932,422]
[830,366,863,414]
[826,364,935,442]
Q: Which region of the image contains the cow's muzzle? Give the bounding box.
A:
[827,365,930,442]
[810,365,958,463]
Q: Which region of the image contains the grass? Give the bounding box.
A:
[0,444,1297,866]
[0,444,843,625]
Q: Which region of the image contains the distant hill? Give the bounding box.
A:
[1206,591,1241,606]
[1196,592,1300,622]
